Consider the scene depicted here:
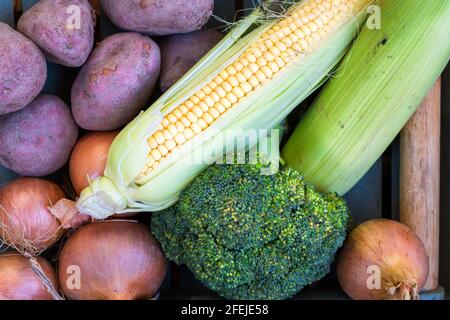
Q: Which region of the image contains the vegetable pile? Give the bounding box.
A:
[152,162,349,299]
[0,0,449,301]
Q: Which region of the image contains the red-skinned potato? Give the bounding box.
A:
[71,32,161,131]
[17,0,95,67]
[159,30,224,92]
[0,95,78,177]
[100,0,214,36]
[0,22,47,115]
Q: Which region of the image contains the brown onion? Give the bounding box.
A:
[69,131,118,195]
[0,178,65,254]
[0,253,59,300]
[58,220,167,300]
[337,219,429,300]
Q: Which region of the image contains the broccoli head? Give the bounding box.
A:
[151,163,349,300]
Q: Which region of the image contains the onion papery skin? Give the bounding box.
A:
[0,253,59,300]
[0,178,65,254]
[337,219,429,300]
[69,131,118,195]
[58,220,167,300]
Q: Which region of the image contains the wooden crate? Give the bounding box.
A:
[0,0,448,299]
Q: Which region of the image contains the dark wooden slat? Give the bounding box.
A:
[381,145,393,219]
[390,138,400,221]
[179,266,216,295]
[14,0,21,12]
[344,160,382,224]
[89,0,102,44]
[439,64,450,293]
[243,0,256,9]
[242,0,257,16]
[0,0,14,26]
[42,64,78,105]
[89,0,100,13]
[99,9,120,38]
[0,166,18,187]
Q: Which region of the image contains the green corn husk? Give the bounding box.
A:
[76,0,374,219]
[283,0,450,195]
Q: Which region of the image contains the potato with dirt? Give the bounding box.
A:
[0,22,47,115]
[17,0,95,67]
[159,30,223,92]
[0,95,78,177]
[71,32,160,131]
[100,0,214,36]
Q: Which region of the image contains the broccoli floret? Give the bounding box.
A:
[151,163,349,300]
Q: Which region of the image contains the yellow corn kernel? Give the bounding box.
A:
[162,129,173,141]
[154,131,165,145]
[191,123,202,134]
[174,134,186,145]
[158,145,169,156]
[202,113,214,124]
[184,128,194,140]
[199,101,209,112]
[151,150,162,161]
[186,112,198,123]
[192,106,203,118]
[148,137,157,149]
[208,108,221,119]
[165,140,176,151]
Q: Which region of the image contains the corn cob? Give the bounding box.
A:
[78,0,373,219]
[283,0,450,195]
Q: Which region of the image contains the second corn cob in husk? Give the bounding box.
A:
[77,0,374,219]
[283,0,450,195]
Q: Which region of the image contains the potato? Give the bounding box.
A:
[0,23,47,115]
[159,30,223,92]
[17,0,95,67]
[100,0,214,36]
[71,32,160,131]
[0,95,78,177]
